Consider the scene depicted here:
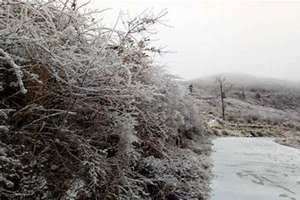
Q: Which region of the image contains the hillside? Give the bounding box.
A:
[189,74,300,141]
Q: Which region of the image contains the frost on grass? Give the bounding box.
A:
[0,0,210,199]
[276,131,300,149]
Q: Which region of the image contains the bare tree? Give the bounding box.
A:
[189,84,193,94]
[215,76,232,120]
[241,87,246,100]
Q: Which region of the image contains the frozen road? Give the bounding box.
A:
[210,137,300,200]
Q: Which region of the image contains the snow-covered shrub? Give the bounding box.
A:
[0,0,203,199]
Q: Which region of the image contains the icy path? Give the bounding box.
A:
[210,137,300,200]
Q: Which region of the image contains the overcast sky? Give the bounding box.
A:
[89,0,300,81]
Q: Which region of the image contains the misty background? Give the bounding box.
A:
[90,0,300,82]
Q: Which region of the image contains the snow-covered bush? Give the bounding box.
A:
[0,0,203,199]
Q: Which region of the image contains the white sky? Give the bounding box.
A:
[88,0,300,81]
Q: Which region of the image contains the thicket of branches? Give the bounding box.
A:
[0,1,203,199]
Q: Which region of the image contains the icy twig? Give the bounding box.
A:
[0,48,27,94]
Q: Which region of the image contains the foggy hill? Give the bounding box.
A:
[189,73,300,121]
[191,73,300,92]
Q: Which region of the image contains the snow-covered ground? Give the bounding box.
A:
[210,137,300,200]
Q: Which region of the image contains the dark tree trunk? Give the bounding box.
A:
[220,83,225,120]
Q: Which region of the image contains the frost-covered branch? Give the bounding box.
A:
[0,48,27,94]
